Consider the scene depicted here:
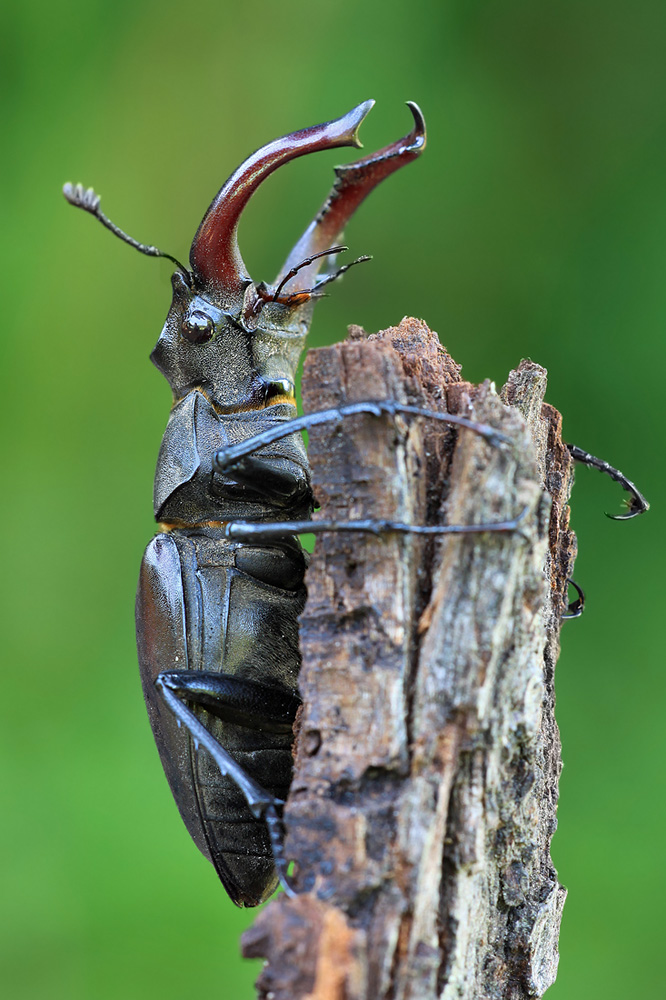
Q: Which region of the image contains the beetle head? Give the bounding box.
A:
[64,101,426,411]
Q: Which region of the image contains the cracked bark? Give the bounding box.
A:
[241,318,577,1000]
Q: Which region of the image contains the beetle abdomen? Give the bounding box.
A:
[136,528,305,905]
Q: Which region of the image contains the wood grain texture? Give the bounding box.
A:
[242,318,575,1000]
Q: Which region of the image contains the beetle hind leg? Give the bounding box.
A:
[156,673,297,899]
[561,578,585,620]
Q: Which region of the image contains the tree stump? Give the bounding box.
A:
[242,317,577,1000]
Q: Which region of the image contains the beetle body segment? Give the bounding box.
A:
[137,529,306,905]
[153,394,312,525]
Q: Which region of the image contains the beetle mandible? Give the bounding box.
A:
[64,100,647,907]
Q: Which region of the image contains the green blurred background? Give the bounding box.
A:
[2,1,663,997]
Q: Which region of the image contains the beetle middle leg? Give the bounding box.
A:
[224,508,529,543]
[566,443,649,519]
[216,400,527,542]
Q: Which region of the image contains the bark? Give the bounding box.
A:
[241,318,577,1000]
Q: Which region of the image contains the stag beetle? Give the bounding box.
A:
[64,100,648,907]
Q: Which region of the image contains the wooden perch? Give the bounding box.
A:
[241,318,577,1000]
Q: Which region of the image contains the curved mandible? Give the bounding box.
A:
[274,101,426,292]
[189,101,375,296]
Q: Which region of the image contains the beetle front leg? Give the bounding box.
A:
[566,443,649,519]
[213,399,510,477]
[215,453,314,506]
[156,673,297,898]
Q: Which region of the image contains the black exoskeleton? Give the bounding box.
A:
[64,101,647,907]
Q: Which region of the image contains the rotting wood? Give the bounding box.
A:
[241,317,576,1000]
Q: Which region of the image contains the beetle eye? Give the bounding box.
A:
[182,310,215,344]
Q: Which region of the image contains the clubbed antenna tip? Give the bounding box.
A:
[63,182,188,274]
[63,181,100,213]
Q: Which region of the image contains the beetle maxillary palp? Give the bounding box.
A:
[251,246,372,316]
[272,245,349,301]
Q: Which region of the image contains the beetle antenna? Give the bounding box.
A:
[63,183,189,275]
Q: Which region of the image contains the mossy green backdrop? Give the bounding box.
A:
[2,2,663,997]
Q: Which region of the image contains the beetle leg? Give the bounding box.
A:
[225,506,530,542]
[566,443,649,519]
[156,673,297,898]
[213,399,509,476]
[561,578,585,620]
[215,453,313,506]
[156,670,300,733]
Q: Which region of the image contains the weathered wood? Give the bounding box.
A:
[241,318,576,1000]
